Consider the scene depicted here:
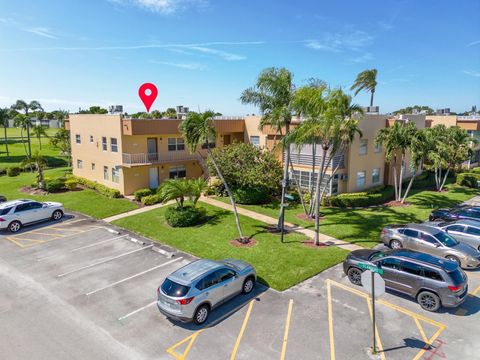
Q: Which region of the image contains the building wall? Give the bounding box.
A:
[425,115,458,128]
[69,114,125,193]
[244,115,268,147]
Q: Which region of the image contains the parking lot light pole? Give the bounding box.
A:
[371,271,377,354]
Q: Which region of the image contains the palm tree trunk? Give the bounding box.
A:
[3,126,8,157]
[207,148,245,241]
[309,142,316,214]
[314,148,328,246]
[398,154,405,201]
[370,91,374,107]
[289,157,307,216]
[38,162,45,190]
[438,167,442,191]
[38,134,42,150]
[402,174,415,204]
[26,122,32,157]
[277,121,291,230]
[21,127,28,157]
[392,157,398,201]
[439,168,450,191]
[434,166,439,190]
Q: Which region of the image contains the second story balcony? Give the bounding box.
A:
[122,151,201,167]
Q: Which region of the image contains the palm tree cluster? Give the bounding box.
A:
[157,178,206,208]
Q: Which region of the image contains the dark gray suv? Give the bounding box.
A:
[343,249,468,311]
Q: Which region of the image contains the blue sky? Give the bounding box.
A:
[0,0,479,115]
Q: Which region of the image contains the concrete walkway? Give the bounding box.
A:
[199,196,363,251]
[102,201,174,223]
[464,195,480,207]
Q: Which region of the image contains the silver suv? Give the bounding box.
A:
[343,249,468,311]
[157,259,256,325]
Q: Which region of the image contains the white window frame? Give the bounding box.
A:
[110,137,118,152]
[102,137,107,151]
[356,171,366,188]
[77,159,83,169]
[75,134,81,144]
[374,143,382,153]
[250,136,260,147]
[169,165,186,179]
[167,138,185,151]
[103,166,109,180]
[112,167,120,183]
[372,168,381,184]
[359,139,368,155]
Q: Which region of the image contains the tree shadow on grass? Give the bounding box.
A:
[0,154,68,167]
[408,192,466,209]
[194,208,231,227]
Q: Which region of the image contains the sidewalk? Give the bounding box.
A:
[464,195,480,207]
[102,201,174,223]
[199,196,363,251]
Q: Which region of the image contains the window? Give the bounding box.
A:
[433,231,458,247]
[356,171,366,188]
[103,166,109,180]
[161,279,190,297]
[168,138,185,151]
[0,207,13,216]
[89,135,94,143]
[112,167,120,183]
[400,261,423,276]
[377,257,401,270]
[359,139,368,155]
[372,168,380,184]
[250,136,260,147]
[77,159,83,169]
[75,134,81,144]
[331,174,339,195]
[423,269,444,281]
[402,229,419,238]
[215,268,236,282]
[110,138,118,152]
[466,226,480,236]
[29,202,43,210]
[196,272,220,290]
[419,232,438,245]
[446,224,465,233]
[102,137,107,151]
[169,165,186,179]
[15,203,31,213]
[374,143,382,153]
[91,163,95,171]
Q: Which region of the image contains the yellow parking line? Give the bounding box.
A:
[27,232,65,237]
[365,296,386,360]
[5,236,26,248]
[230,299,255,360]
[471,286,480,296]
[166,329,204,360]
[280,299,293,360]
[413,317,429,344]
[412,325,446,360]
[326,280,335,360]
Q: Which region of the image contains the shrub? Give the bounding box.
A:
[141,194,162,206]
[0,167,6,176]
[165,205,206,227]
[7,166,21,177]
[205,177,225,196]
[134,188,153,201]
[323,185,395,208]
[233,187,269,204]
[73,176,121,198]
[46,178,66,193]
[470,167,480,174]
[456,172,480,188]
[64,178,78,190]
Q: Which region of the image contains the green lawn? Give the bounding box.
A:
[112,203,349,291]
[216,185,478,248]
[0,127,67,168]
[0,167,138,219]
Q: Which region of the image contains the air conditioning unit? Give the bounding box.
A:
[340,174,348,181]
[366,106,379,113]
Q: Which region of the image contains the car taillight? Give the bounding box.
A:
[176,296,195,305]
[157,286,160,294]
[0,217,5,222]
[448,285,462,292]
[381,229,387,235]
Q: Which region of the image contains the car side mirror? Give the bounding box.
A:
[435,243,441,248]
[42,204,47,208]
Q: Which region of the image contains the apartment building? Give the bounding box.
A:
[66,112,424,196]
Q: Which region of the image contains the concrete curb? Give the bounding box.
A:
[152,246,176,258]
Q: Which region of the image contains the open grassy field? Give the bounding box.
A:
[0,167,138,219]
[0,127,67,168]
[215,184,478,248]
[113,203,349,291]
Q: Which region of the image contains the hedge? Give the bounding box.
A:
[141,194,162,206]
[323,185,395,208]
[233,187,269,205]
[470,167,480,174]
[134,188,153,201]
[64,178,78,190]
[456,172,480,188]
[165,206,206,227]
[46,178,66,193]
[7,166,21,177]
[73,176,121,198]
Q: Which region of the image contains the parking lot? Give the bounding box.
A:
[1,213,480,360]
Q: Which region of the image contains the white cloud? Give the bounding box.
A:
[305,30,373,52]
[187,46,245,61]
[463,70,480,77]
[148,60,206,70]
[348,53,374,63]
[467,40,480,47]
[110,0,207,14]
[24,27,58,39]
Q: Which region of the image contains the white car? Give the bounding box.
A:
[0,199,64,233]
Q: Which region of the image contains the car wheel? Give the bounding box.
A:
[51,210,64,221]
[417,291,441,312]
[390,239,403,249]
[242,277,255,294]
[347,267,362,286]
[445,255,461,267]
[8,220,22,233]
[193,304,210,325]
[429,215,435,221]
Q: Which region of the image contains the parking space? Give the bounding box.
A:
[1,214,480,359]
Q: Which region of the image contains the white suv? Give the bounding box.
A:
[0,199,64,233]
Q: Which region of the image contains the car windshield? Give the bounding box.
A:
[433,231,458,247]
[448,269,465,286]
[368,252,386,261]
[161,278,190,297]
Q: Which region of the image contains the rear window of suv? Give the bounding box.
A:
[161,278,190,297]
[0,207,13,215]
[448,269,465,286]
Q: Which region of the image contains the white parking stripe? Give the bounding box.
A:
[71,235,128,252]
[57,245,153,278]
[86,257,183,296]
[118,301,157,321]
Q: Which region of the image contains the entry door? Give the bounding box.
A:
[148,167,159,189]
[223,135,231,146]
[147,138,158,162]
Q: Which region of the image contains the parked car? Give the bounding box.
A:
[344,249,468,311]
[157,259,256,325]
[380,223,480,269]
[0,199,64,233]
[423,220,480,251]
[0,195,6,203]
[429,205,480,222]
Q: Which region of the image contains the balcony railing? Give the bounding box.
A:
[122,151,200,166]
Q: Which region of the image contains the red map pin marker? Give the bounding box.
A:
[138,83,158,112]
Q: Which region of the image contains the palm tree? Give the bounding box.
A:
[240,67,295,232]
[375,121,417,202]
[179,111,247,243]
[11,100,43,156]
[50,128,71,166]
[13,114,31,157]
[32,125,48,149]
[21,151,47,190]
[157,179,205,208]
[350,69,378,107]
[0,108,9,157]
